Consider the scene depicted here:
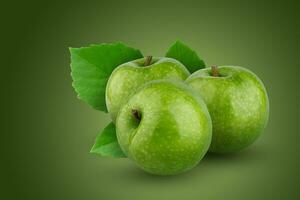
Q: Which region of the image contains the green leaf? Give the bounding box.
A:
[165,40,205,73]
[70,42,143,112]
[90,122,126,158]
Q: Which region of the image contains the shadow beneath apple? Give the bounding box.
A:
[118,145,266,182]
[202,144,266,163]
[119,164,190,181]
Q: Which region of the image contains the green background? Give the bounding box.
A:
[3,0,299,199]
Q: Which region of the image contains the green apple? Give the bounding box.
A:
[106,56,190,122]
[116,80,212,175]
[186,66,269,153]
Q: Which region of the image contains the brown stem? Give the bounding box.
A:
[144,56,152,66]
[131,109,141,121]
[211,66,219,77]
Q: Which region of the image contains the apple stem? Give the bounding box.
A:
[131,109,141,121]
[211,66,219,77]
[144,56,152,66]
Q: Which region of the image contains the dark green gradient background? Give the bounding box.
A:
[2,0,299,199]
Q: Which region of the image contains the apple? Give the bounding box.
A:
[186,66,269,153]
[116,80,212,175]
[106,56,190,122]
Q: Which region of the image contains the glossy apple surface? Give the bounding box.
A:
[116,80,212,175]
[186,66,269,153]
[106,57,190,122]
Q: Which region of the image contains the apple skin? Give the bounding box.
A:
[116,80,212,175]
[186,66,269,153]
[106,57,190,122]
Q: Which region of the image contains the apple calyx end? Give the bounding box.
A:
[144,56,153,66]
[131,109,142,121]
[211,66,219,77]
